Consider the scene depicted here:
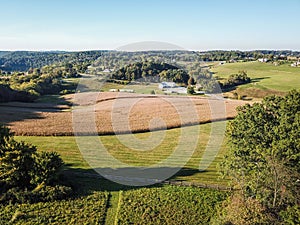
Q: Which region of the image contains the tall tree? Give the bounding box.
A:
[220,90,300,223]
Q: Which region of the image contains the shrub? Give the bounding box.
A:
[31,152,64,186]
[187,86,195,94]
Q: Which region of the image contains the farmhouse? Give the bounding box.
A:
[258,58,269,63]
[103,68,114,73]
[164,87,187,94]
[158,82,177,89]
[109,89,135,93]
[119,89,135,93]
[291,62,300,67]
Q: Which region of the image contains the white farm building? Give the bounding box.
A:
[158,82,176,89]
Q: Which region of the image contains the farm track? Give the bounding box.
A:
[104,192,120,225]
[1,92,246,136]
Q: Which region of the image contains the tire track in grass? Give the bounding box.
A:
[114,191,123,225]
[104,191,122,225]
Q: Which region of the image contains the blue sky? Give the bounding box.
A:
[1,0,300,51]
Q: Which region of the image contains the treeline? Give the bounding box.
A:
[197,50,300,62]
[1,50,300,73]
[89,50,199,74]
[111,61,190,84]
[0,63,81,102]
[0,51,105,72]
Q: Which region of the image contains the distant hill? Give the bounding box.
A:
[0,51,10,57]
[0,51,106,72]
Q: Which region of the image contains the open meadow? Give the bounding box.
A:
[15,120,229,185]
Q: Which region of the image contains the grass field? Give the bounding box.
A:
[15,121,229,185]
[211,61,300,97]
[7,125,231,224]
[0,184,226,225]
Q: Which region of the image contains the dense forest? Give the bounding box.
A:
[111,61,190,84]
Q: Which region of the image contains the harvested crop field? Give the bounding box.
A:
[1,92,246,136]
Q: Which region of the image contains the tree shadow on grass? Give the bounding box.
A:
[62,166,206,194]
[251,77,270,83]
[62,167,211,195]
[0,94,73,126]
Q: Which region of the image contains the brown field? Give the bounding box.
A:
[1,92,246,136]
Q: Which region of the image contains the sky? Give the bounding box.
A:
[0,0,300,51]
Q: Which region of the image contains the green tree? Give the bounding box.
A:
[220,90,300,222]
[0,126,65,190]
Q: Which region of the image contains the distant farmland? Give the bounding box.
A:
[211,61,300,98]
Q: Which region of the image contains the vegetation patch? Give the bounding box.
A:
[111,61,190,85]
[117,185,227,225]
[0,192,109,225]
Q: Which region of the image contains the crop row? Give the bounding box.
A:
[0,192,109,225]
[117,185,228,225]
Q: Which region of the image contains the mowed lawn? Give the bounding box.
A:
[16,121,228,185]
[211,61,300,92]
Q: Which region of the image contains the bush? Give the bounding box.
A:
[215,193,274,225]
[31,152,64,186]
[187,86,195,94]
[0,140,36,188]
[32,185,73,202]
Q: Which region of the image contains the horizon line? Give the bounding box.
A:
[1,48,300,52]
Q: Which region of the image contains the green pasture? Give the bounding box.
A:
[211,61,300,92]
[16,121,228,185]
